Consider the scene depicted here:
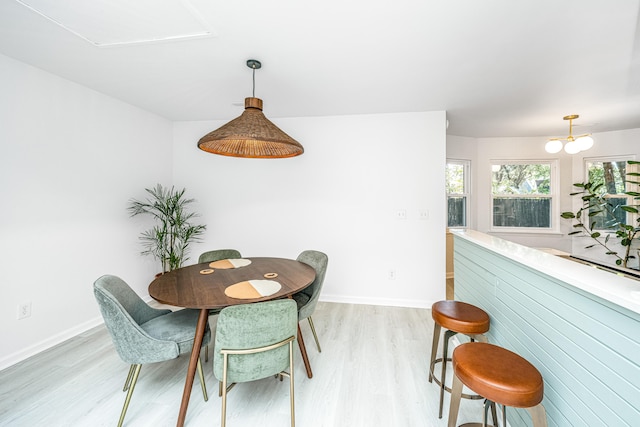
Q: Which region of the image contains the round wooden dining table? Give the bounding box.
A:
[149,257,316,427]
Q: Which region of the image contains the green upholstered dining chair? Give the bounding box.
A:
[198,248,242,264]
[292,250,328,353]
[213,299,298,427]
[197,248,242,361]
[93,275,210,427]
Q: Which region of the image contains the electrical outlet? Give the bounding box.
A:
[388,269,397,280]
[17,302,32,320]
[419,209,429,220]
[396,210,407,220]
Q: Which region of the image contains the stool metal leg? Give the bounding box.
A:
[447,373,463,427]
[431,326,485,419]
[480,399,499,427]
[470,333,489,343]
[483,399,491,427]
[429,323,441,383]
[527,403,548,427]
[439,329,457,418]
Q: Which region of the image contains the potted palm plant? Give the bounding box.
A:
[128,184,207,273]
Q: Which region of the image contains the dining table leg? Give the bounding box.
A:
[176,308,209,427]
[297,324,313,378]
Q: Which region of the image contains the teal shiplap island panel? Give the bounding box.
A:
[453,231,640,427]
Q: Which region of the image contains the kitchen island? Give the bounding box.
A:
[452,230,640,427]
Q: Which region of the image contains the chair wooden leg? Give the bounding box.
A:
[307,316,321,352]
[118,364,141,427]
[196,357,208,402]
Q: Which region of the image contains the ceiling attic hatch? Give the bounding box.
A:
[14,0,216,47]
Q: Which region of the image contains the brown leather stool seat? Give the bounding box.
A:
[429,301,490,418]
[432,301,490,336]
[448,342,548,427]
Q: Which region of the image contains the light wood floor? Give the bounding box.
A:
[0,301,484,426]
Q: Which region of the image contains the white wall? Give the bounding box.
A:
[0,54,173,369]
[173,112,447,307]
[0,52,448,369]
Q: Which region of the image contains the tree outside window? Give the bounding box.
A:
[491,162,555,229]
[446,160,469,228]
[585,159,630,229]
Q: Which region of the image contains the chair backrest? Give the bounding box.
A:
[93,274,178,364]
[213,299,298,383]
[198,249,242,264]
[296,250,329,319]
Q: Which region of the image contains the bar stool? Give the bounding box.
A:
[429,300,490,418]
[448,342,548,427]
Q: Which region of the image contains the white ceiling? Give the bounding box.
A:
[1,0,639,138]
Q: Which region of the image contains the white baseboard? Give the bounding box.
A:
[0,316,104,372]
[319,294,433,309]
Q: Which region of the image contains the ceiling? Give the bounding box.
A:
[1,0,639,138]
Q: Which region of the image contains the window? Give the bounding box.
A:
[446,160,470,228]
[491,161,557,231]
[585,157,637,230]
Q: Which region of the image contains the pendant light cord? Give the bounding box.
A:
[246,59,261,98]
[252,66,256,97]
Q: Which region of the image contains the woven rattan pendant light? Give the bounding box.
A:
[198,60,304,158]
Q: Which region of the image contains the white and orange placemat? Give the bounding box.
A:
[208,258,252,269]
[224,280,281,299]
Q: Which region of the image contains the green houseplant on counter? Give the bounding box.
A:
[561,160,640,269]
[128,184,206,273]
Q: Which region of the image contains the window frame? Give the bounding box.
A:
[489,159,560,234]
[446,159,471,230]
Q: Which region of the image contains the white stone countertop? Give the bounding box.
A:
[452,229,640,315]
